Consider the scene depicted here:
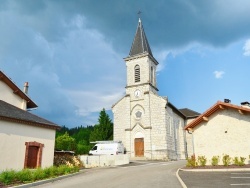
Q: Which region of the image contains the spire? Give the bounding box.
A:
[129,18,153,57]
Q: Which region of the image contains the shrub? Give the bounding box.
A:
[16,169,33,183]
[197,156,207,166]
[0,170,17,185]
[239,157,246,166]
[0,165,79,186]
[222,154,231,166]
[211,156,220,166]
[57,165,68,176]
[233,157,246,166]
[186,155,196,167]
[32,168,46,181]
[233,157,239,166]
[64,165,74,174]
[43,166,58,178]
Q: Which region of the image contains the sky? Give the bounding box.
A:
[1,0,250,128]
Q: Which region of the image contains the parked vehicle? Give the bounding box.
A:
[89,141,125,155]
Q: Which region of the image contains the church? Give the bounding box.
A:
[112,18,199,160]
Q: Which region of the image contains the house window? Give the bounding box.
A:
[24,141,44,169]
[135,65,140,82]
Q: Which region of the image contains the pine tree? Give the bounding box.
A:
[90,108,113,141]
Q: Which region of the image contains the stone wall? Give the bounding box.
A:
[113,88,188,160]
[80,154,129,168]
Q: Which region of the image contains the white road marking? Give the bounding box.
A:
[231,184,250,186]
[231,173,250,174]
[230,173,250,186]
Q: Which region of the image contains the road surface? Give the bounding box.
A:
[37,160,185,188]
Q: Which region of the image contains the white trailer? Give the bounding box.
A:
[89,141,125,155]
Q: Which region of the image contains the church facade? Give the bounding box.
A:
[112,19,199,160]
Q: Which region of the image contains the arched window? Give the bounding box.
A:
[135,65,140,82]
[150,66,153,84]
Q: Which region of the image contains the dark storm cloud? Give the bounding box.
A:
[35,0,250,49]
[1,0,250,127]
[4,0,250,50]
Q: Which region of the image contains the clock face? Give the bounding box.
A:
[134,89,141,97]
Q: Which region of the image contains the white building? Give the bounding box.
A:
[185,100,250,164]
[112,19,199,160]
[0,70,60,172]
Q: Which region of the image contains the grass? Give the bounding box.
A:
[0,165,79,186]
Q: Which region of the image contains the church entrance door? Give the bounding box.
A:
[134,138,144,157]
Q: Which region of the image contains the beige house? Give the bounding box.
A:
[185,100,250,163]
[112,19,199,160]
[0,70,60,172]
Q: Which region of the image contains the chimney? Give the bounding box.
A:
[24,82,29,94]
[241,101,250,109]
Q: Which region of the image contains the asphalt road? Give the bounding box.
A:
[179,170,250,188]
[36,160,186,188]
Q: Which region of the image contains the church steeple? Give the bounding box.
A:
[124,18,158,94]
[129,18,153,57]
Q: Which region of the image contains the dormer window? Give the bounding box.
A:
[135,65,140,82]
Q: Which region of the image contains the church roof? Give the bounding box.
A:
[179,108,200,119]
[167,102,200,119]
[0,100,60,130]
[129,18,153,57]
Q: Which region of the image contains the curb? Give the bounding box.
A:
[176,168,187,188]
[180,168,250,172]
[13,170,85,188]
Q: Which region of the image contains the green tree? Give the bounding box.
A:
[56,125,69,137]
[73,126,93,144]
[55,132,76,151]
[90,108,113,141]
[76,140,92,155]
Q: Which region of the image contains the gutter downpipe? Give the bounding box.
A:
[187,128,195,157]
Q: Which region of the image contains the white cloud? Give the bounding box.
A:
[154,50,170,72]
[213,71,225,79]
[65,89,124,116]
[243,39,250,56]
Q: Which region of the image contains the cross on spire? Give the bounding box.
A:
[137,11,142,21]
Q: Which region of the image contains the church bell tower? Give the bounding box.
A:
[113,18,169,159]
[124,18,159,99]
